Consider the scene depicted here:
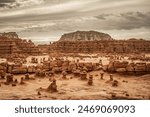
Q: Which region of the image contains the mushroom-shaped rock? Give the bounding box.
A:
[88,75,93,86]
[47,79,58,92]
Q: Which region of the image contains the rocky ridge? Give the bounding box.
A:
[0,32,19,39]
[0,32,40,56]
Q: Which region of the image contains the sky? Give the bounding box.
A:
[0,0,150,44]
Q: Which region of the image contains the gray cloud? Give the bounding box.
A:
[95,14,111,20]
[0,0,44,9]
[0,0,15,4]
[0,0,149,43]
[95,12,150,30]
[0,0,17,8]
[119,12,150,29]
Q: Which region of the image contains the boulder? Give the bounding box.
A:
[0,70,6,79]
[35,69,45,77]
[102,65,108,72]
[6,74,13,83]
[107,61,115,72]
[0,63,7,72]
[134,62,147,75]
[56,59,63,67]
[27,66,36,73]
[84,62,93,71]
[7,65,13,73]
[80,71,87,80]
[52,66,62,74]
[42,62,50,71]
[62,61,70,71]
[73,69,80,77]
[77,62,84,68]
[116,68,126,73]
[62,71,67,79]
[12,66,27,74]
[126,64,135,72]
[146,63,150,73]
[68,61,77,72]
[88,75,93,86]
[92,63,100,70]
[126,64,135,74]
[47,79,58,92]
[134,62,146,71]
[113,61,128,68]
[112,80,119,87]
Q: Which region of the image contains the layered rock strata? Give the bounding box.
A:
[0,32,40,56]
[59,31,113,41]
[49,40,150,53]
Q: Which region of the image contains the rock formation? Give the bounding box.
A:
[1,31,150,55]
[88,75,93,85]
[45,31,150,54]
[47,79,58,92]
[0,32,19,39]
[105,61,150,75]
[0,32,40,57]
[100,72,104,80]
[49,39,150,53]
[59,31,113,41]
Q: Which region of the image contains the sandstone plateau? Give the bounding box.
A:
[59,31,113,41]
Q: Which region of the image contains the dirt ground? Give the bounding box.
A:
[0,71,150,100]
[0,55,150,100]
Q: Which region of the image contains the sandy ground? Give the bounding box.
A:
[0,58,7,63]
[0,72,150,100]
[0,55,150,100]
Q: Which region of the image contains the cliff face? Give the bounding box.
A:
[49,40,150,53]
[59,31,113,41]
[47,31,150,53]
[0,32,40,56]
[0,32,19,39]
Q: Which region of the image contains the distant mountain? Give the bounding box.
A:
[0,32,19,39]
[59,31,113,41]
[127,38,145,41]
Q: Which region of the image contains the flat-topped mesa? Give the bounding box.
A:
[127,38,145,41]
[59,31,113,41]
[48,33,150,54]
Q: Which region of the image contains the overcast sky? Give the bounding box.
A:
[0,0,150,43]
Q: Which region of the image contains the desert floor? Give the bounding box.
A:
[0,55,150,100]
[0,71,150,100]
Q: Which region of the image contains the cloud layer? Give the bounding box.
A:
[0,0,149,43]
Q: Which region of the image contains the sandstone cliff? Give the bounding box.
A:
[0,32,19,39]
[48,40,150,53]
[59,31,113,41]
[0,32,40,56]
[47,31,150,53]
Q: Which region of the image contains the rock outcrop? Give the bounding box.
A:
[59,31,113,41]
[49,40,150,53]
[0,32,19,39]
[105,61,150,75]
[0,32,40,56]
[35,31,150,54]
[38,31,149,54]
